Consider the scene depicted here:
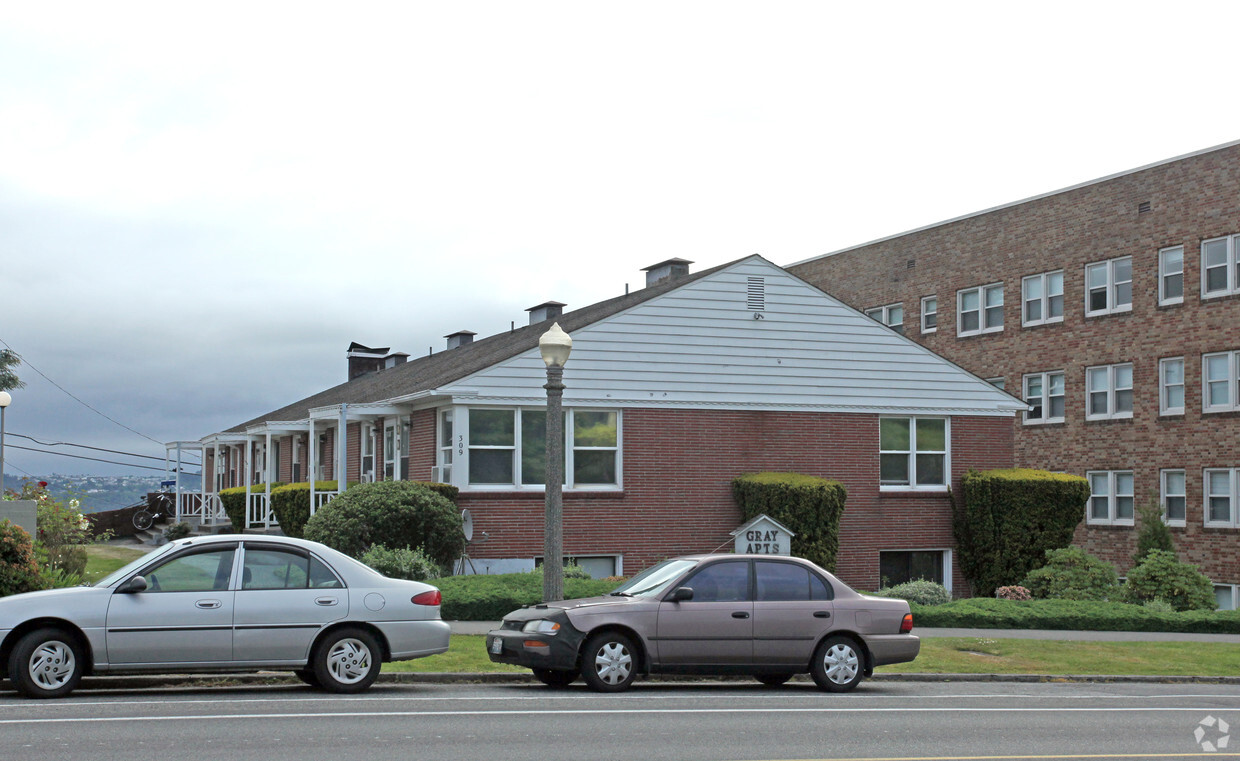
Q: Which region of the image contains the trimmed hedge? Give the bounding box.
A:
[218,483,285,531]
[953,469,1089,597]
[909,597,1240,634]
[269,481,342,538]
[304,481,464,568]
[436,572,618,620]
[732,472,847,571]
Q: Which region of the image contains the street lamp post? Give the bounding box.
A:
[0,391,10,496]
[538,322,572,603]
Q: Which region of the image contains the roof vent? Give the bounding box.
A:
[526,301,566,325]
[445,330,477,350]
[642,258,693,287]
[746,277,765,311]
[1138,201,1152,214]
[384,353,409,369]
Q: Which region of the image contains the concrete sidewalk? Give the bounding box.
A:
[447,621,1240,643]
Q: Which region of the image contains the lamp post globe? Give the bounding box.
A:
[538,323,571,602]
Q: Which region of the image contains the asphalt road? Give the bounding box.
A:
[5,681,1240,761]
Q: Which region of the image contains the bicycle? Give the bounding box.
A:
[133,491,174,531]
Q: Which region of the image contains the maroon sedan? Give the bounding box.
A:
[487,554,919,692]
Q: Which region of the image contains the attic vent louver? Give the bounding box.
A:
[1138,201,1152,214]
[747,277,765,311]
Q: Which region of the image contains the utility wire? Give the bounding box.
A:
[5,444,202,475]
[9,432,200,464]
[0,337,177,449]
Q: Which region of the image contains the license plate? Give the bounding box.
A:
[489,637,503,655]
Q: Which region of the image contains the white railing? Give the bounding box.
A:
[313,491,340,514]
[203,494,227,526]
[247,493,274,528]
[175,492,205,523]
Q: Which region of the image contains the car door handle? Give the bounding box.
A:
[813,611,831,619]
[315,597,339,606]
[731,611,750,619]
[196,600,222,609]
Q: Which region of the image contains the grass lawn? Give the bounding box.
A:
[83,544,150,583]
[387,634,1240,677]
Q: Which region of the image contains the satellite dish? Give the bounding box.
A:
[461,509,474,542]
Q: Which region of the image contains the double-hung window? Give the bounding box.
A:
[1022,270,1064,326]
[464,407,621,489]
[879,417,948,490]
[1161,469,1186,526]
[1086,363,1133,421]
[1159,357,1185,416]
[957,284,1003,336]
[1087,470,1134,525]
[1203,350,1240,413]
[1159,246,1184,305]
[1085,256,1132,316]
[920,296,937,334]
[1205,468,1239,528]
[1023,371,1065,424]
[1202,235,1240,298]
[866,303,905,335]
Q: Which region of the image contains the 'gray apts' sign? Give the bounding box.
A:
[730,514,795,555]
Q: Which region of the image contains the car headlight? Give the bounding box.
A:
[522,619,561,635]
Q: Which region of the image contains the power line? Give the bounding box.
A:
[5,444,202,475]
[9,432,201,464]
[0,337,178,449]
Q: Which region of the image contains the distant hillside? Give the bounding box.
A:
[3,473,203,513]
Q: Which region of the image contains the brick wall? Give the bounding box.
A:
[456,408,1013,591]
[789,143,1240,582]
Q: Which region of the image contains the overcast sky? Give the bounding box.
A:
[3,1,1239,484]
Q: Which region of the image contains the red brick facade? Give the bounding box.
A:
[789,143,1240,588]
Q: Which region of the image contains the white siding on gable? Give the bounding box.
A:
[444,257,1024,416]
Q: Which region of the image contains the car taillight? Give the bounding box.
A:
[412,590,442,606]
[900,613,914,633]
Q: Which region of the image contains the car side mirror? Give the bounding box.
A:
[668,586,694,602]
[119,576,148,594]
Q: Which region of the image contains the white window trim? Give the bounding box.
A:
[956,283,1004,337]
[1161,468,1186,527]
[1086,470,1135,526]
[1084,256,1133,317]
[879,416,951,493]
[920,296,938,334]
[1215,584,1238,611]
[359,423,376,483]
[459,406,623,492]
[1201,234,1240,300]
[1204,468,1239,529]
[1023,370,1066,425]
[1085,363,1134,421]
[1158,245,1184,306]
[866,303,904,334]
[1202,350,1240,414]
[1021,270,1064,327]
[1159,357,1185,416]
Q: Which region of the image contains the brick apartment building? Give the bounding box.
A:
[170,255,1023,592]
[788,140,1240,607]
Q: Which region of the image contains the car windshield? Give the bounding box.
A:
[610,558,698,598]
[93,541,181,587]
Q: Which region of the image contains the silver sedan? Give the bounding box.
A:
[0,535,450,698]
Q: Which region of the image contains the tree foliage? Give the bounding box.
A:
[1134,501,1176,565]
[0,349,24,392]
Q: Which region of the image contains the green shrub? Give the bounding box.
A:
[1143,598,1176,615]
[163,522,193,542]
[1122,549,1215,611]
[1134,501,1176,565]
[40,566,83,589]
[304,481,464,568]
[436,573,619,620]
[0,520,45,597]
[908,596,1240,634]
[45,545,88,577]
[953,469,1090,597]
[875,579,951,606]
[1021,547,1119,601]
[731,472,847,571]
[218,483,286,531]
[995,585,1032,601]
[360,544,442,582]
[269,481,340,538]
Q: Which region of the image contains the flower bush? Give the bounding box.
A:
[995,585,1032,601]
[0,520,45,596]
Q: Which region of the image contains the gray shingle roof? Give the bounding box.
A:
[223,257,742,433]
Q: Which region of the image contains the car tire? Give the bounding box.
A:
[293,669,321,688]
[580,631,637,693]
[533,668,578,688]
[754,673,794,687]
[8,627,85,699]
[810,635,864,693]
[312,628,382,694]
